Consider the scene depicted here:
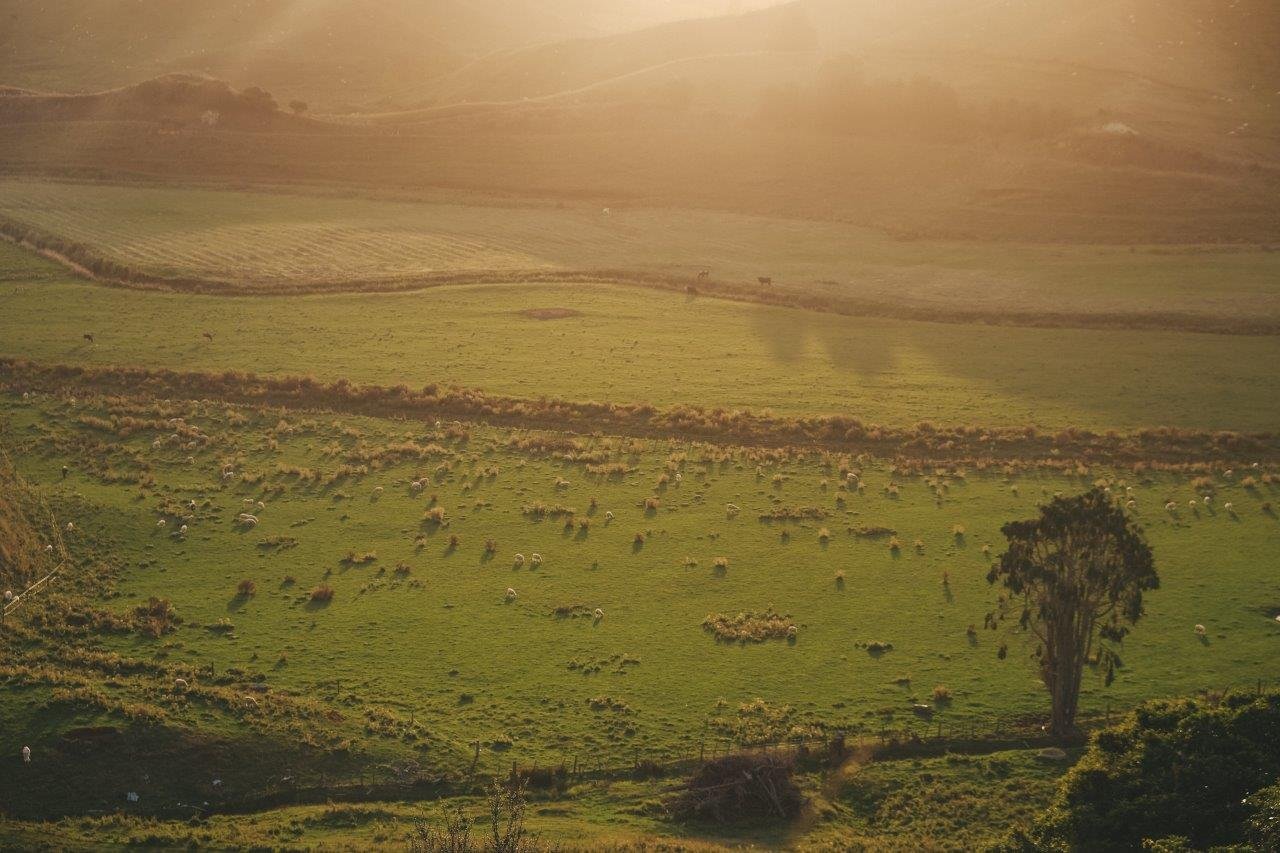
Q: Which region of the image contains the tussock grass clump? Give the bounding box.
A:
[932,685,953,703]
[133,596,180,638]
[310,584,334,603]
[423,506,447,525]
[853,525,896,538]
[236,578,257,597]
[703,609,795,644]
[340,550,377,566]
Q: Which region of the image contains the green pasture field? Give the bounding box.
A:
[3,178,1279,325]
[4,257,1280,432]
[5,391,1277,771]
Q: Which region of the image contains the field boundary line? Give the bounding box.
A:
[4,218,1279,337]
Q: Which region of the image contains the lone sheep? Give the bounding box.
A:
[530,554,543,566]
[1194,624,1207,636]
[513,553,525,566]
[173,678,189,692]
[505,587,518,601]
[593,608,604,621]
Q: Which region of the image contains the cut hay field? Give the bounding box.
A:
[6,391,1278,769]
[3,178,1280,328]
[4,243,1280,433]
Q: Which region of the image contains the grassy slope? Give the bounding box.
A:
[4,179,1279,325]
[7,392,1278,772]
[4,275,1280,433]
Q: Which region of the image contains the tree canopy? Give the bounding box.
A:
[987,488,1158,737]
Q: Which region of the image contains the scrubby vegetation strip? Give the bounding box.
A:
[3,358,1276,466]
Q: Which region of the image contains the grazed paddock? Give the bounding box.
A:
[6,390,1277,767]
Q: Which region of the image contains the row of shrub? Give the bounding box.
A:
[6,359,1277,468]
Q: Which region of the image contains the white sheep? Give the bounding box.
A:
[243,498,255,504]
[242,695,259,709]
[1203,495,1211,505]
[593,608,604,621]
[222,470,234,480]
[1189,499,1198,509]
[3,590,12,602]
[1194,624,1206,636]
[65,522,74,532]
[530,554,543,566]
[179,524,188,535]
[373,486,384,494]
[787,625,798,639]
[1125,500,1136,509]
[1225,502,1234,512]
[513,553,525,566]
[725,503,741,516]
[188,500,197,509]
[1165,501,1178,511]
[604,511,614,521]
[255,501,265,510]
[157,519,167,528]
[173,678,189,692]
[410,479,425,492]
[505,587,518,601]
[238,513,259,527]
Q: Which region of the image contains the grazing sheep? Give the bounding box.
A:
[65,522,74,532]
[593,608,604,621]
[222,470,235,481]
[255,501,265,510]
[604,511,614,521]
[187,456,195,464]
[505,587,518,601]
[1225,502,1235,512]
[1203,495,1212,505]
[674,472,682,483]
[787,625,798,639]
[243,498,255,505]
[173,678,189,692]
[513,553,525,566]
[3,590,12,602]
[238,513,259,527]
[725,503,741,516]
[157,519,167,528]
[179,524,188,535]
[410,479,425,493]
[1189,499,1198,509]
[1165,501,1178,511]
[242,695,259,709]
[530,554,543,566]
[1194,624,1206,636]
[373,486,384,495]
[1125,499,1136,509]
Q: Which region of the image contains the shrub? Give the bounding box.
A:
[236,578,257,597]
[310,584,334,603]
[703,609,793,643]
[932,685,952,703]
[1011,692,1280,851]
[133,597,180,638]
[423,506,447,525]
[668,753,804,823]
[484,538,498,554]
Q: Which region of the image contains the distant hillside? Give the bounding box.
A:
[0,0,782,112]
[0,75,315,131]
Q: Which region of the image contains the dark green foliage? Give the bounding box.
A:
[1012,692,1280,851]
[987,488,1158,737]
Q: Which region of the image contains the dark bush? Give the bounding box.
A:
[668,753,804,824]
